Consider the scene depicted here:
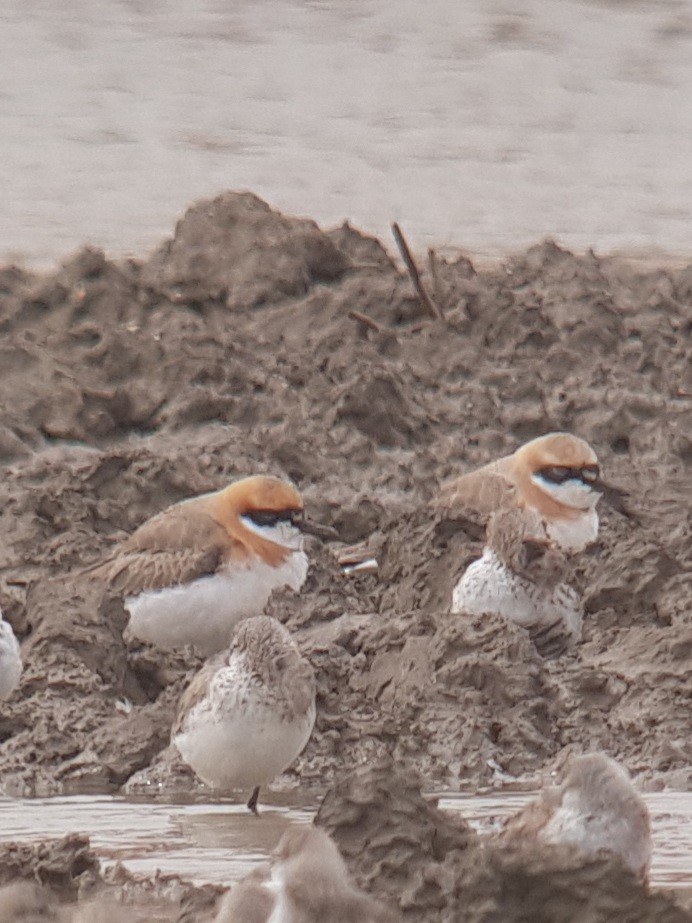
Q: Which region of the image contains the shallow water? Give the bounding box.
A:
[1,0,692,265]
[0,790,690,890]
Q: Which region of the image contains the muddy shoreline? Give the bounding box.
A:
[0,191,690,918]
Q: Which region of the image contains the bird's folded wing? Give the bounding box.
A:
[91,508,230,595]
[528,617,574,659]
[122,504,226,554]
[432,467,516,524]
[99,546,225,596]
[172,653,226,738]
[281,659,316,717]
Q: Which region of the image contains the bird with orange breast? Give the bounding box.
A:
[89,475,337,654]
[433,433,627,647]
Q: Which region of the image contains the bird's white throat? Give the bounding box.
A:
[240,515,305,551]
[531,473,601,512]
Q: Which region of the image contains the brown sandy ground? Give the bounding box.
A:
[0,191,689,911]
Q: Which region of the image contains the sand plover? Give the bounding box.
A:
[501,752,652,880]
[0,612,22,701]
[89,475,336,654]
[215,825,398,922]
[433,433,622,644]
[172,615,316,813]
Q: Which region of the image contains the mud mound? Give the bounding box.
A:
[0,835,98,900]
[142,191,348,310]
[461,843,692,923]
[316,760,477,916]
[0,191,689,803]
[0,833,220,922]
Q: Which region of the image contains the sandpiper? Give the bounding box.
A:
[215,825,398,922]
[88,474,336,653]
[501,752,652,880]
[0,612,22,701]
[172,615,316,813]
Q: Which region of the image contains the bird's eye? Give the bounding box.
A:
[246,511,280,527]
[539,466,573,484]
[246,509,300,528]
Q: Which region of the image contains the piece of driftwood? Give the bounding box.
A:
[391,222,444,321]
[348,309,383,333]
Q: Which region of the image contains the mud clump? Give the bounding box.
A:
[0,834,98,900]
[316,760,478,915]
[0,833,220,921]
[141,191,348,310]
[0,191,690,907]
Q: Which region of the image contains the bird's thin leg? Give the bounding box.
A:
[247,786,260,814]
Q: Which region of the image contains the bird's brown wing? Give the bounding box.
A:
[432,465,518,527]
[171,652,226,738]
[120,501,225,553]
[281,657,316,719]
[89,505,231,595]
[98,546,225,596]
[498,787,558,844]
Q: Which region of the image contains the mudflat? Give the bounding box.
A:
[0,191,690,920]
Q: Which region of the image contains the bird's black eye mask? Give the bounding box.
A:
[536,464,600,487]
[243,508,341,542]
[245,508,302,528]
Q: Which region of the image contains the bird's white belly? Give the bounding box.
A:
[0,620,22,701]
[266,874,290,923]
[541,796,651,877]
[174,703,316,791]
[451,547,582,641]
[125,552,308,653]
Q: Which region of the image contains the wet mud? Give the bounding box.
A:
[0,191,690,918]
[0,832,220,921]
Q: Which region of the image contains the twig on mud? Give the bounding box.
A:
[348,309,384,333]
[391,222,444,321]
[428,248,443,306]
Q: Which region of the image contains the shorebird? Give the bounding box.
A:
[434,432,614,551]
[433,433,624,645]
[89,474,337,654]
[501,752,652,880]
[172,616,316,813]
[215,825,398,922]
[0,612,22,701]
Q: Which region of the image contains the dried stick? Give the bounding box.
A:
[428,247,443,306]
[391,222,444,321]
[348,309,383,333]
